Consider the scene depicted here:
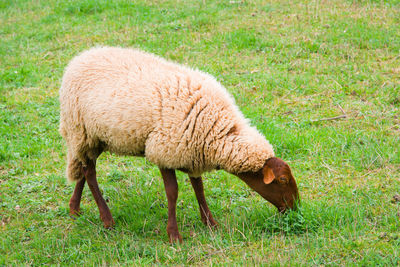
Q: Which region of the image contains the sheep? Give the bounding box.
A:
[59,47,299,242]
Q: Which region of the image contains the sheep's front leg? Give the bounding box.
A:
[160,168,182,243]
[69,178,85,217]
[83,160,115,228]
[189,177,218,227]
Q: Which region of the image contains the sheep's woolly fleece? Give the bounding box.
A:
[59,47,274,182]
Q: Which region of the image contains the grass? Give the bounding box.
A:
[1,0,399,265]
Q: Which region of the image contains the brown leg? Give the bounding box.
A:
[189,176,218,227]
[160,168,182,243]
[69,178,85,217]
[83,159,115,228]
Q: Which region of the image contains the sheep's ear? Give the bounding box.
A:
[262,166,275,184]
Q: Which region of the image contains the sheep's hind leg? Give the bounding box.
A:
[189,176,218,227]
[160,168,182,243]
[83,159,115,228]
[69,178,85,217]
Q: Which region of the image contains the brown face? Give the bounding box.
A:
[237,157,299,212]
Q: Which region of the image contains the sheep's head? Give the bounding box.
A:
[237,157,299,213]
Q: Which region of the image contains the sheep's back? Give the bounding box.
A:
[59,47,166,156]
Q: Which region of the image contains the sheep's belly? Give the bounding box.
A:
[105,147,146,158]
[91,123,150,157]
[101,138,146,157]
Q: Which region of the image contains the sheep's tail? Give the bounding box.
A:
[66,151,83,183]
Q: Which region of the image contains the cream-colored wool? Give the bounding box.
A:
[59,47,274,182]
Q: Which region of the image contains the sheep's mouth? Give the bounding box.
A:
[278,196,300,213]
[278,206,287,213]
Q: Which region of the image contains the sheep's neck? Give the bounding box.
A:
[209,132,274,175]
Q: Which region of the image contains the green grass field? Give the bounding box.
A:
[1,0,399,265]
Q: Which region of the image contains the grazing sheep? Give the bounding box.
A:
[59,47,299,242]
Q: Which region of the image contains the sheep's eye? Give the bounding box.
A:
[278,176,288,184]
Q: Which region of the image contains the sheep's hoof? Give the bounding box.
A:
[69,214,78,220]
[208,220,219,228]
[103,218,115,229]
[168,232,183,243]
[202,217,218,228]
[69,209,81,219]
